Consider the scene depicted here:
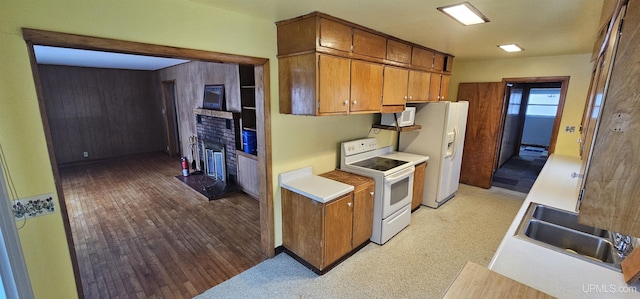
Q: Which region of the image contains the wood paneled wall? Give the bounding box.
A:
[154,61,240,160]
[39,65,165,164]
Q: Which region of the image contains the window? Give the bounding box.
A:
[526,88,561,117]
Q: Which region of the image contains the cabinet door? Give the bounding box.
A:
[324,194,353,267]
[352,185,374,247]
[428,73,442,102]
[407,70,430,102]
[237,153,259,198]
[440,75,450,101]
[319,18,352,52]
[382,66,409,106]
[412,47,435,69]
[412,162,426,210]
[318,54,351,114]
[351,60,383,112]
[387,39,412,64]
[433,53,446,71]
[353,29,386,59]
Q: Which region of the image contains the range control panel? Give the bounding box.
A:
[342,138,378,156]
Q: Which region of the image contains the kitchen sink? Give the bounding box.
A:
[515,202,623,272]
[531,205,609,237]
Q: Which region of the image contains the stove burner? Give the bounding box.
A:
[351,157,408,172]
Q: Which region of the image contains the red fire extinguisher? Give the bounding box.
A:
[181,157,189,177]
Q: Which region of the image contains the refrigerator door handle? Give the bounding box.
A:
[450,125,459,160]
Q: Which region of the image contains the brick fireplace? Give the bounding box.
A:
[195,113,241,184]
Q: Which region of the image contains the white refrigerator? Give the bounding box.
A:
[399,101,469,208]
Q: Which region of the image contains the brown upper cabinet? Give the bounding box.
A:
[578,0,640,237]
[387,39,412,64]
[319,18,352,53]
[276,11,454,115]
[278,53,383,115]
[353,29,387,59]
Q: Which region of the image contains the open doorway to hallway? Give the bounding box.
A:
[492,81,564,193]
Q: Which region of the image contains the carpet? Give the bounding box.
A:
[195,184,526,299]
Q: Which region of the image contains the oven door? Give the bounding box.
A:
[382,166,414,219]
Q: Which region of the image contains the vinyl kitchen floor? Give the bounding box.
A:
[196,184,526,299]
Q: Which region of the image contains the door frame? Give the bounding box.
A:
[22,28,275,297]
[161,80,180,157]
[499,76,570,163]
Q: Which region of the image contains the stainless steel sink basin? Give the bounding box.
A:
[531,205,609,237]
[515,202,622,271]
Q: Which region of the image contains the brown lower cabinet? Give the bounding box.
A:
[412,162,427,211]
[282,170,374,273]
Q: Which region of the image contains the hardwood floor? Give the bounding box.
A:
[59,152,264,298]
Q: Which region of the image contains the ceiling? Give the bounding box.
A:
[34,46,189,70]
[193,0,604,61]
[35,0,605,69]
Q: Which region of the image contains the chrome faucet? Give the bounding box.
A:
[612,232,635,258]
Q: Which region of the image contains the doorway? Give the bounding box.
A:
[492,78,568,193]
[162,80,180,157]
[23,28,274,298]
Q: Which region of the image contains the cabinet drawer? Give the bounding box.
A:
[353,29,386,59]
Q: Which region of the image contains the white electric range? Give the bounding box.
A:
[340,138,428,244]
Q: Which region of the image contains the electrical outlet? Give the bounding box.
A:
[12,193,55,220]
[83,151,89,158]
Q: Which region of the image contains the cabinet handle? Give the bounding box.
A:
[347,202,352,207]
[370,192,374,197]
[571,172,584,179]
[404,96,408,100]
[409,96,413,100]
[352,100,357,105]
[343,100,349,106]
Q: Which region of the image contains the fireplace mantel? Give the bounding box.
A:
[194,108,241,120]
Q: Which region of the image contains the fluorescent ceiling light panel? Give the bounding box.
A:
[498,44,524,52]
[437,2,489,26]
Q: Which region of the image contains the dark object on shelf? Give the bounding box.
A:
[203,84,225,110]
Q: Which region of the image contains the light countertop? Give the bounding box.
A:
[489,154,640,298]
[379,146,429,165]
[279,166,354,203]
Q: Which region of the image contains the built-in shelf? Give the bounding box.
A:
[242,106,256,110]
[194,108,241,119]
[242,127,256,132]
[241,86,256,89]
[371,124,422,132]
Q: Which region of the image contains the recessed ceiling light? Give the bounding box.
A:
[437,2,489,26]
[498,44,524,52]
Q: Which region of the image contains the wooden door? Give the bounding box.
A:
[324,194,353,267]
[407,70,430,102]
[382,66,408,105]
[350,60,383,112]
[352,184,374,247]
[458,82,506,189]
[428,73,442,102]
[318,54,350,114]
